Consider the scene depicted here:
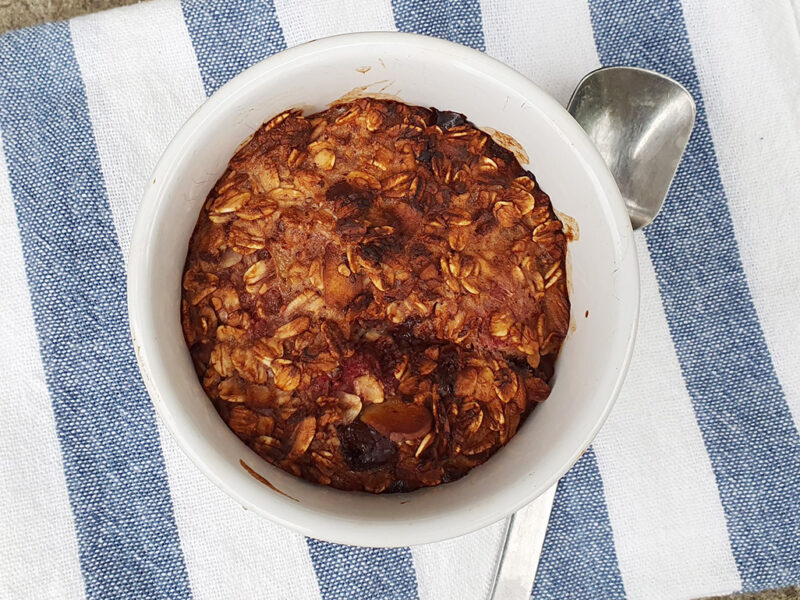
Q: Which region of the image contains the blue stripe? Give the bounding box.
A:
[0,23,192,599]
[533,448,626,600]
[391,0,485,51]
[307,541,419,600]
[179,3,421,598]
[588,0,800,591]
[181,0,286,96]
[390,4,626,598]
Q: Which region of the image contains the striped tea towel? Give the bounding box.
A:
[1,1,799,599]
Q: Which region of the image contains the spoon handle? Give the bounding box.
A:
[488,483,557,600]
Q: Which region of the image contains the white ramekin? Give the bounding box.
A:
[128,32,638,548]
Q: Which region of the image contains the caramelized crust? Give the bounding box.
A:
[181,98,570,493]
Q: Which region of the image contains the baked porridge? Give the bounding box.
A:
[181,98,570,493]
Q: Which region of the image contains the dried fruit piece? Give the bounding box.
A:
[360,402,433,442]
[323,246,361,309]
[338,420,398,471]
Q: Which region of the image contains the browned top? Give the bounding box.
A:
[181,98,570,493]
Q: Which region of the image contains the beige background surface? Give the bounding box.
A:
[0,0,139,31]
[0,1,797,599]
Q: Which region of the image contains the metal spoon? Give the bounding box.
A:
[488,66,696,600]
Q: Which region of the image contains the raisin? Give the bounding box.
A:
[433,109,467,130]
[417,148,433,163]
[327,180,374,212]
[347,293,372,315]
[336,218,367,241]
[474,211,495,236]
[338,421,398,471]
[390,318,423,344]
[360,242,384,264]
[386,480,410,493]
[261,288,282,314]
[308,375,332,399]
[250,318,274,340]
[434,346,459,398]
[238,291,256,312]
[367,337,400,396]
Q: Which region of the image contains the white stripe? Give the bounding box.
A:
[411,520,507,600]
[593,235,742,600]
[480,0,600,105]
[273,0,396,49]
[70,3,321,598]
[0,136,85,598]
[158,432,321,600]
[70,0,206,263]
[681,0,800,427]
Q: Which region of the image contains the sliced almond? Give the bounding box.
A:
[490,313,514,338]
[313,149,336,170]
[353,374,384,404]
[415,432,434,457]
[337,392,363,424]
[243,260,269,286]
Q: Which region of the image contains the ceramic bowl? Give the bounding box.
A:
[128,32,638,547]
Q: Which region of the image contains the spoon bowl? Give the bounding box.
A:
[567,66,696,229]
